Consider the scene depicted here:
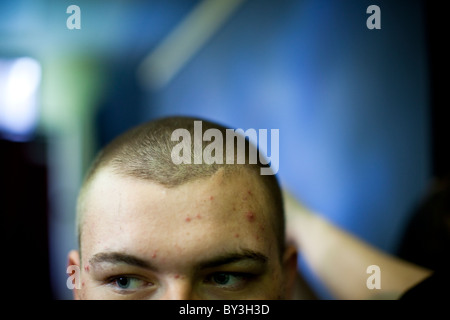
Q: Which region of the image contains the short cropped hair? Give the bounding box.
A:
[76,116,285,255]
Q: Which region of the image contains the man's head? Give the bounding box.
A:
[68,116,297,299]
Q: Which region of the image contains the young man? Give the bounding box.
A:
[68,116,299,299]
[68,115,438,300]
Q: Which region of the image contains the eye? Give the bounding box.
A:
[206,272,251,290]
[108,276,152,292]
[212,273,233,285]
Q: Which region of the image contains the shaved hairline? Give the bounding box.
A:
[75,116,285,256]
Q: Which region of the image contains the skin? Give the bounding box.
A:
[68,167,298,300]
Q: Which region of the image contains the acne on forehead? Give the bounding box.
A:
[82,168,278,261]
[246,211,256,222]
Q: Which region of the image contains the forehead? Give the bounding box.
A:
[80,168,278,266]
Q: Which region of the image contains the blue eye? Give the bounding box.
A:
[116,277,131,289]
[212,273,232,285]
[112,276,147,291]
[208,272,249,290]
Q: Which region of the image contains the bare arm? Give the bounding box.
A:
[283,190,433,300]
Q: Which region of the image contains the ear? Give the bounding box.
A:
[281,244,298,299]
[67,250,81,300]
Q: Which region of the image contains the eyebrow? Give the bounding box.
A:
[88,249,268,272]
[196,249,268,270]
[89,252,155,271]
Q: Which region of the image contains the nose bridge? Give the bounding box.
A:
[160,277,195,300]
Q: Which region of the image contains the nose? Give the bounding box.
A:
[159,277,196,300]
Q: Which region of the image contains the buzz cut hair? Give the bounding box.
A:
[76,116,285,255]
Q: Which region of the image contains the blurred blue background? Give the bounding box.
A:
[1,0,446,299]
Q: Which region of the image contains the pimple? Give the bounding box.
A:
[151,250,158,259]
[84,264,90,272]
[243,190,252,200]
[246,211,256,222]
[209,196,214,200]
[196,214,202,219]
[234,233,239,238]
[82,281,85,287]
[185,217,191,222]
[174,274,180,279]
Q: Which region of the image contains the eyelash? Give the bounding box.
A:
[105,275,152,293]
[103,272,257,294]
[204,272,255,290]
